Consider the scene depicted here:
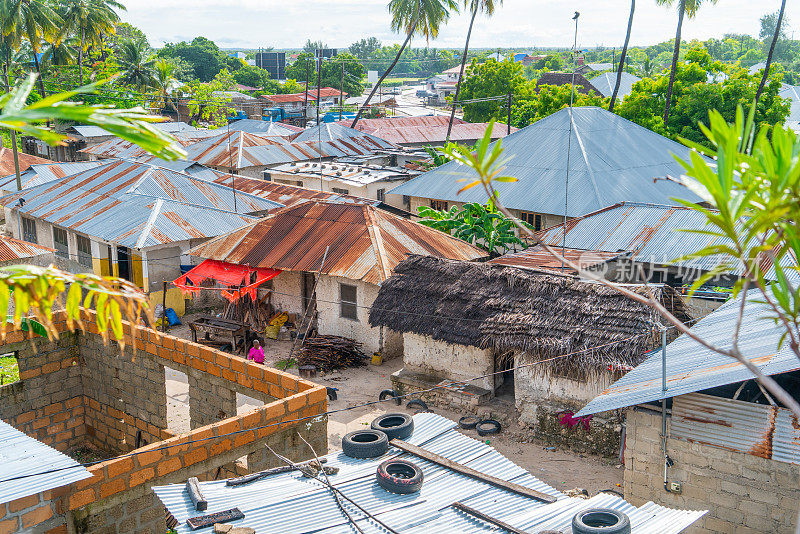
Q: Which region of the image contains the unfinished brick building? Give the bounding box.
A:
[0,311,327,534]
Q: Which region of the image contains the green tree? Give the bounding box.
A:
[152,58,179,113]
[352,0,459,127]
[417,198,525,257]
[303,39,328,55]
[233,64,270,89]
[609,0,635,112]
[116,38,155,90]
[458,58,529,122]
[349,37,382,58]
[185,68,234,127]
[511,85,608,128]
[657,0,718,122]
[446,0,503,142]
[58,0,125,84]
[285,52,366,97]
[533,54,563,71]
[158,37,226,82]
[111,21,148,51]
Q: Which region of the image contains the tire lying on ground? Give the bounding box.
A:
[406,399,430,412]
[476,419,501,436]
[376,459,423,494]
[341,430,389,459]
[572,508,631,534]
[458,416,480,430]
[371,413,414,440]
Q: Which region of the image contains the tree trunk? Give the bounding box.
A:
[446,1,478,142]
[351,22,416,128]
[3,51,22,191]
[31,51,47,98]
[78,29,84,85]
[663,0,685,123]
[609,0,635,113]
[756,0,786,103]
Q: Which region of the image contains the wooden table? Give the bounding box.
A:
[188,315,250,353]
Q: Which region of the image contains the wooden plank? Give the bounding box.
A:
[451,502,532,534]
[389,439,557,504]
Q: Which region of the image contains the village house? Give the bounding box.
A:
[388,107,704,227]
[577,291,800,534]
[261,87,347,123]
[184,200,486,357]
[0,147,52,181]
[367,254,691,455]
[0,310,326,534]
[338,115,516,148]
[0,159,280,315]
[589,71,641,101]
[0,161,106,194]
[265,161,420,207]
[536,72,601,95]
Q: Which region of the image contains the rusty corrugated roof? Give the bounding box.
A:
[0,148,52,176]
[338,116,516,145]
[0,235,55,261]
[188,200,486,283]
[488,245,627,274]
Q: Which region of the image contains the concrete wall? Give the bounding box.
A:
[315,275,403,357]
[271,271,305,316]
[625,407,800,534]
[0,311,328,534]
[402,333,494,391]
[0,491,68,534]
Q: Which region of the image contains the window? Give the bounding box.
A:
[332,187,350,195]
[21,217,37,243]
[53,227,68,258]
[77,235,92,267]
[376,188,386,202]
[430,199,448,211]
[275,178,304,187]
[339,283,358,321]
[520,211,543,231]
[0,352,19,386]
[262,171,273,181]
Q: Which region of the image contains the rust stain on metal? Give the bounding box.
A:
[749,406,779,459]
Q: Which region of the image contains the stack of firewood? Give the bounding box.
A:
[223,293,273,331]
[297,336,367,371]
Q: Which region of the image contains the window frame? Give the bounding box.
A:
[21,217,37,244]
[430,199,448,211]
[332,187,350,195]
[376,188,386,202]
[520,211,543,232]
[53,227,69,259]
[339,283,358,321]
[76,234,93,268]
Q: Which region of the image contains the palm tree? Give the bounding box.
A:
[609,0,634,112]
[352,0,459,128]
[756,0,786,103]
[42,37,78,66]
[446,0,502,141]
[0,0,62,98]
[658,0,718,122]
[152,58,180,114]
[117,38,155,90]
[58,0,125,84]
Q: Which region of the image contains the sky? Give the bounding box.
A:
[120,0,798,50]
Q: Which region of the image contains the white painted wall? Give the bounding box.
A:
[402,333,494,391]
[270,271,305,316]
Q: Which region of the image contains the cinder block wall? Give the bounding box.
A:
[624,408,800,534]
[0,490,69,534]
[0,311,328,534]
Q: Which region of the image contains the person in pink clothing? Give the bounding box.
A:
[248,339,265,364]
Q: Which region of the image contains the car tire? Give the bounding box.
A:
[371,413,414,441]
[407,399,430,412]
[341,430,389,459]
[379,389,402,406]
[458,416,481,430]
[572,508,631,534]
[476,419,501,436]
[376,459,423,494]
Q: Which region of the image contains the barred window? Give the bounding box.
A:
[53,227,68,258]
[77,235,92,267]
[339,283,358,321]
[21,217,37,243]
[430,199,448,211]
[520,211,543,231]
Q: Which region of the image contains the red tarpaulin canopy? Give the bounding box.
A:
[173,259,281,302]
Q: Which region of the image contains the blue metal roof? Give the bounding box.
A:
[0,420,92,504]
[576,291,800,417]
[227,118,300,136]
[388,107,703,216]
[589,72,641,99]
[153,413,705,533]
[0,161,107,192]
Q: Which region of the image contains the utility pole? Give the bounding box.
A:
[339,60,345,121]
[303,58,310,127]
[563,11,580,270]
[506,92,512,135]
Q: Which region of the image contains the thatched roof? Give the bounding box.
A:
[368,255,691,376]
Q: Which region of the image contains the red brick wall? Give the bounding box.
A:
[0,490,68,534]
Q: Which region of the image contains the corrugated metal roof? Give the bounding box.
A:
[388,107,703,215]
[0,235,55,261]
[339,116,515,145]
[262,87,345,104]
[780,84,800,122]
[227,119,303,135]
[576,290,800,417]
[290,123,395,147]
[152,413,705,534]
[188,200,486,283]
[0,160,273,249]
[270,161,420,186]
[488,245,626,274]
[0,147,52,177]
[72,122,196,139]
[0,161,106,192]
[79,129,221,160]
[533,201,799,280]
[0,419,92,504]
[590,72,641,99]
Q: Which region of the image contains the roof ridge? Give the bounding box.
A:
[363,205,390,282]
[136,197,164,249]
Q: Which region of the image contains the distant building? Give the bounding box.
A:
[261,87,347,121]
[588,71,641,101]
[536,72,600,95]
[339,115,516,148]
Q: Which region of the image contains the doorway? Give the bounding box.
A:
[117,246,131,281]
[494,351,515,401]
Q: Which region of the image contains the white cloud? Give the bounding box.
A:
[120,0,796,49]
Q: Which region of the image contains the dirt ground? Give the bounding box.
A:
[163,318,623,495]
